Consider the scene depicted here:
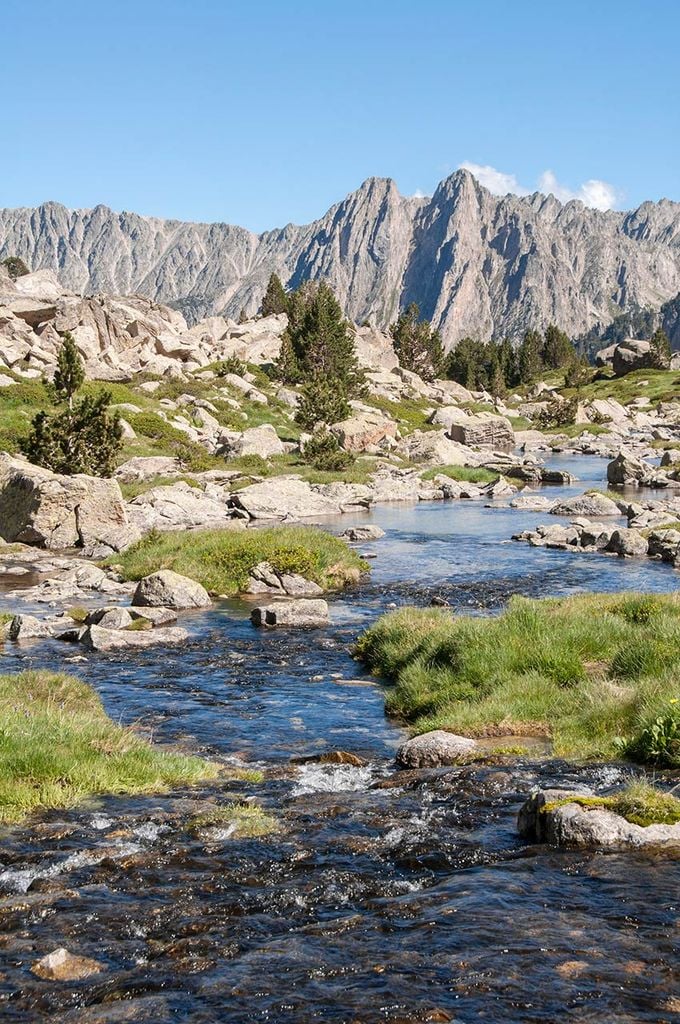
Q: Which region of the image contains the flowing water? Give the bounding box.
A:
[0,456,678,1022]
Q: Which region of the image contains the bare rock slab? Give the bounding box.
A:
[396,730,478,768]
[82,624,189,651]
[250,599,329,628]
[132,569,211,609]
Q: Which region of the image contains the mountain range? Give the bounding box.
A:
[1,170,679,349]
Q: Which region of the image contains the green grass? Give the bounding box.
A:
[420,465,499,485]
[0,671,220,822]
[574,369,680,406]
[108,525,368,595]
[120,474,200,499]
[546,780,680,828]
[355,592,680,764]
[365,395,433,435]
[188,801,277,837]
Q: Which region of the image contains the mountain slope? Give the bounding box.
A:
[1,171,679,347]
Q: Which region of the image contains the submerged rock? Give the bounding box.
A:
[396,730,478,768]
[341,525,386,542]
[132,569,211,609]
[250,599,329,628]
[518,788,680,848]
[31,947,105,981]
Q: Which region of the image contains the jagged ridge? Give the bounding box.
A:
[1,171,679,347]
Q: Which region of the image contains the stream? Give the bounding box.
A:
[0,455,678,1022]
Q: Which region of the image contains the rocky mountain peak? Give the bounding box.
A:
[1,174,679,348]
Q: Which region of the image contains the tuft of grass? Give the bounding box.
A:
[189,801,277,837]
[0,670,219,821]
[420,465,499,485]
[108,525,368,595]
[125,617,153,631]
[355,592,680,763]
[67,606,89,623]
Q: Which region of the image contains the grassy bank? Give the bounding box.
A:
[420,465,499,485]
[355,592,680,764]
[0,671,220,822]
[109,525,368,595]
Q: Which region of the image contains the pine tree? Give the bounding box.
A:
[649,328,672,370]
[261,272,289,316]
[445,337,484,390]
[518,329,545,384]
[390,303,444,381]
[295,378,350,430]
[21,334,123,477]
[1,255,30,280]
[52,331,85,408]
[276,281,364,399]
[238,307,248,324]
[542,324,575,369]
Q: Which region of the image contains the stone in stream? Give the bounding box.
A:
[550,492,621,517]
[31,947,105,981]
[341,525,386,542]
[396,730,478,768]
[518,789,680,848]
[250,599,329,628]
[245,561,323,597]
[82,624,189,651]
[294,750,367,766]
[85,607,134,629]
[132,569,211,609]
[606,528,649,557]
[129,606,178,626]
[8,614,52,640]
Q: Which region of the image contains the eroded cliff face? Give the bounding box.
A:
[2,170,679,347]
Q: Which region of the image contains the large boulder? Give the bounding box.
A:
[550,491,621,517]
[132,569,211,608]
[445,409,514,450]
[396,730,478,768]
[230,477,341,520]
[82,624,189,651]
[518,788,680,848]
[400,429,480,466]
[250,599,329,627]
[606,528,649,557]
[219,424,286,458]
[331,409,397,452]
[612,338,652,376]
[114,456,183,483]
[0,453,130,550]
[128,482,244,531]
[607,450,665,487]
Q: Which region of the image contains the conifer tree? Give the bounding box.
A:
[261,272,289,316]
[390,303,444,381]
[52,331,85,408]
[542,324,574,369]
[21,334,123,477]
[649,328,672,369]
[518,329,545,383]
[276,281,364,401]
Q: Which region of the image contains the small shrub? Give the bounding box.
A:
[302,431,355,471]
[215,356,247,377]
[1,256,30,280]
[621,704,680,767]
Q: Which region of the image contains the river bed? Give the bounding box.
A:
[0,455,678,1022]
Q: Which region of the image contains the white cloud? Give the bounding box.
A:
[460,162,529,197]
[537,170,621,211]
[459,162,622,211]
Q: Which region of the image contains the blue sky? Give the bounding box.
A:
[2,0,678,230]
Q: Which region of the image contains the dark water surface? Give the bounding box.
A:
[0,456,678,1022]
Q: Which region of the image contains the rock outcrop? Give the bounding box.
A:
[518,789,680,848]
[0,453,131,550]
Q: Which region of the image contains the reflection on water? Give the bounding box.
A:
[0,455,678,1022]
